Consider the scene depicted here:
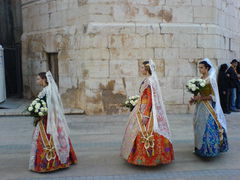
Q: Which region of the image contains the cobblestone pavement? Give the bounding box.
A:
[0,113,240,180]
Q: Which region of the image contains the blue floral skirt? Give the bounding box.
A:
[195,113,228,157]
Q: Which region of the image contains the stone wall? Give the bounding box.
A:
[21,0,240,114]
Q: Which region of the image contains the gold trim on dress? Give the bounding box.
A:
[39,120,56,168]
[137,111,155,157]
[202,101,224,144]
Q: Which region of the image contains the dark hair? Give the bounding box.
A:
[199,61,211,71]
[142,61,152,75]
[219,63,228,72]
[231,59,238,64]
[38,72,48,84]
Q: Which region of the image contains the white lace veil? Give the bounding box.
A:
[46,71,70,163]
[148,59,172,142]
[202,58,227,132]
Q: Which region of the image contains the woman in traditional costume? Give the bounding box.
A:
[190,58,228,157]
[29,71,77,172]
[121,59,174,166]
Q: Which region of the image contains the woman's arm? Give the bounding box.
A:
[191,95,212,103]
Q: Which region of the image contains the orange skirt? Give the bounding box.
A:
[127,132,174,166]
[32,117,77,173]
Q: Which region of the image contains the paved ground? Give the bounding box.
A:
[0,112,240,180]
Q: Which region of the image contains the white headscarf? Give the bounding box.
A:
[148,59,172,142]
[202,58,227,132]
[45,71,70,163]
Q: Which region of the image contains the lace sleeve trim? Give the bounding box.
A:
[37,87,48,98]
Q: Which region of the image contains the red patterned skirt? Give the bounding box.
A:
[30,117,77,173]
[127,132,174,166]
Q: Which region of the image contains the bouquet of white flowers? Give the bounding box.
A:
[123,95,140,111]
[186,78,206,96]
[27,97,48,126]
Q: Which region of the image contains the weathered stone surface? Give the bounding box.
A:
[21,0,240,114]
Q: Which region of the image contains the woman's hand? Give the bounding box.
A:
[189,96,201,105]
[189,97,195,105]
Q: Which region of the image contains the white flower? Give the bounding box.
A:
[34,109,39,113]
[35,103,41,109]
[125,100,129,105]
[130,100,134,105]
[191,86,197,91]
[132,101,137,106]
[38,112,44,116]
[44,107,48,112]
[200,82,205,87]
[31,100,37,105]
[40,107,45,112]
[187,82,192,87]
[28,106,33,112]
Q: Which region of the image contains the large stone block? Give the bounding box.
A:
[166,0,191,6]
[86,22,136,34]
[108,34,145,48]
[56,0,70,11]
[127,0,165,6]
[154,48,179,59]
[123,77,143,96]
[59,75,74,89]
[146,34,173,48]
[34,14,49,30]
[172,33,197,48]
[109,60,138,77]
[84,78,127,114]
[135,23,160,35]
[88,14,113,23]
[160,23,202,34]
[39,1,49,15]
[110,48,154,60]
[80,34,108,48]
[191,0,201,6]
[179,48,203,58]
[171,6,193,23]
[81,60,109,78]
[77,48,110,60]
[165,59,197,77]
[197,34,224,49]
[165,104,190,113]
[203,49,227,59]
[162,87,184,104]
[88,4,112,15]
[193,7,217,23]
[49,11,65,28]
